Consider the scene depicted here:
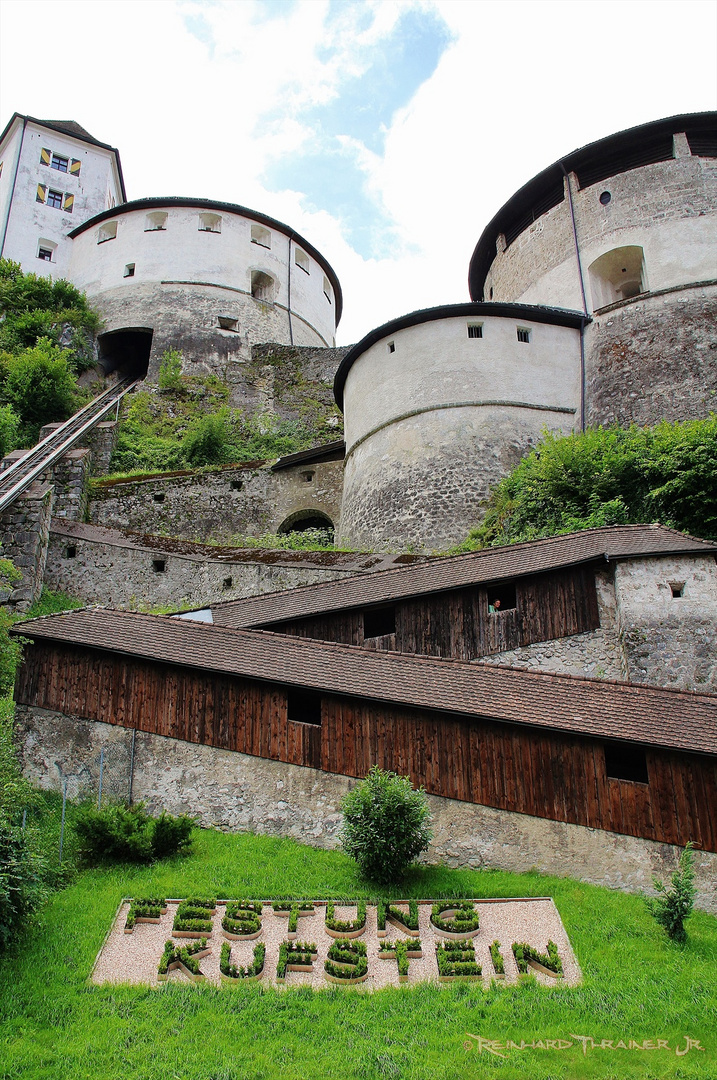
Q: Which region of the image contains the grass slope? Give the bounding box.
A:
[0,826,715,1080]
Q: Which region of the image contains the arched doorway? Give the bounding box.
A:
[277,510,334,541]
[97,328,153,380]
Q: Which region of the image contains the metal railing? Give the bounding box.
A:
[0,377,140,514]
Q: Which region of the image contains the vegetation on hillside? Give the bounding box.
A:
[0,259,100,447]
[459,416,717,549]
[110,350,337,476]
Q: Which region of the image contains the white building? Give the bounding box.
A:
[0,114,125,280]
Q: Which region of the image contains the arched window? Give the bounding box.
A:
[251,224,271,248]
[198,212,221,233]
[277,510,334,540]
[145,211,168,231]
[251,270,275,302]
[588,246,647,309]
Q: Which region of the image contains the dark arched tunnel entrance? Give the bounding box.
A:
[97,328,153,381]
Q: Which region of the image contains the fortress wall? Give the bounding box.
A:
[339,314,580,549]
[44,525,362,609]
[90,459,344,543]
[614,556,717,692]
[484,154,717,309]
[584,285,717,427]
[16,705,717,913]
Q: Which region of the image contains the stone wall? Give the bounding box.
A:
[614,555,717,691]
[39,420,119,478]
[44,521,387,609]
[0,482,54,609]
[585,285,717,427]
[15,705,717,913]
[50,448,91,521]
[90,458,344,543]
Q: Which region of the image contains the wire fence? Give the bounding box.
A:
[14,734,137,868]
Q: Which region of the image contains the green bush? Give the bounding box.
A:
[339,765,432,884]
[158,348,183,392]
[182,410,232,466]
[73,802,194,864]
[0,404,20,459]
[646,842,697,943]
[460,416,717,549]
[0,817,47,953]
[2,339,77,435]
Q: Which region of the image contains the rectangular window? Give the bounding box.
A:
[251,224,271,248]
[37,247,53,262]
[295,248,310,273]
[287,688,322,726]
[387,341,395,354]
[517,327,531,343]
[323,275,333,303]
[468,324,483,338]
[604,744,649,784]
[152,559,166,573]
[50,153,68,173]
[487,582,517,613]
[124,263,135,278]
[198,212,221,233]
[46,189,63,209]
[364,606,396,639]
[145,211,167,231]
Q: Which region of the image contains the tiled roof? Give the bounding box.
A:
[206,525,717,628]
[15,608,717,756]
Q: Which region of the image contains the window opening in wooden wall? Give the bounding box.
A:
[152,559,166,573]
[287,688,322,726]
[124,263,135,278]
[516,327,531,343]
[670,582,685,598]
[488,582,517,613]
[468,324,483,338]
[364,605,396,639]
[604,743,648,784]
[251,224,271,248]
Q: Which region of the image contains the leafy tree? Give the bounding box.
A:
[339,765,432,884]
[2,339,77,435]
[0,258,100,371]
[461,417,717,549]
[0,560,22,695]
[0,404,20,460]
[646,842,697,943]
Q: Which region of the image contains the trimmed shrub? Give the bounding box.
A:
[73,802,193,864]
[339,765,432,884]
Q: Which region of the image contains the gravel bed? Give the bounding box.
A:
[92,898,580,989]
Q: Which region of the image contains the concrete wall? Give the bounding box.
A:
[67,204,339,377]
[339,313,580,549]
[0,118,122,278]
[615,555,717,691]
[90,458,344,544]
[16,705,717,913]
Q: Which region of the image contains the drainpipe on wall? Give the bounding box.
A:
[0,117,27,259]
[286,236,294,345]
[561,165,589,431]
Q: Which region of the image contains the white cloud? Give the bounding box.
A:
[1,0,715,344]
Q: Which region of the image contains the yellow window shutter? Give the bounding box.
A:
[70,159,81,176]
[62,193,74,214]
[40,147,51,166]
[36,183,47,203]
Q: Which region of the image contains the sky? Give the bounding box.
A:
[0,0,715,344]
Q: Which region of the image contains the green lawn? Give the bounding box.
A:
[0,826,715,1080]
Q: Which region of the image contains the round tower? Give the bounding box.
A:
[66,198,342,380]
[468,112,717,427]
[336,303,583,550]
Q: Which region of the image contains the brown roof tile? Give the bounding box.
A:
[206,525,717,628]
[15,607,717,757]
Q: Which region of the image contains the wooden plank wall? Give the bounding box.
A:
[269,566,601,660]
[15,641,717,852]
